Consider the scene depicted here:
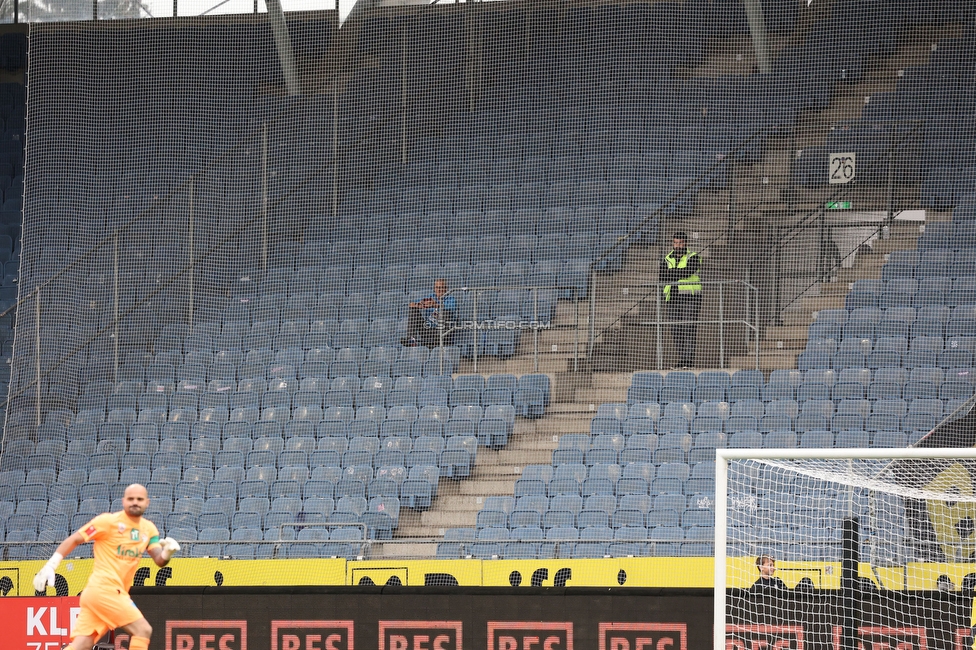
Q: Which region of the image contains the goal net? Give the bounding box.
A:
[715,444,976,650]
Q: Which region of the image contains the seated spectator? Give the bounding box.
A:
[402,278,457,348]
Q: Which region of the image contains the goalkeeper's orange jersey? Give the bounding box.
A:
[76,511,161,592]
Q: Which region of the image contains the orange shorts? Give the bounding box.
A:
[70,585,144,641]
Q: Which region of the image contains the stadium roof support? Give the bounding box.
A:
[742,0,771,73]
[267,0,300,95]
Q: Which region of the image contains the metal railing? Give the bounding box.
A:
[753,120,924,322]
[586,279,760,371]
[634,280,761,370]
[438,285,582,373]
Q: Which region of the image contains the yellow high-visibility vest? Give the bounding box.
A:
[663,250,702,301]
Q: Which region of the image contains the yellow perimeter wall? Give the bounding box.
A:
[1,557,975,595]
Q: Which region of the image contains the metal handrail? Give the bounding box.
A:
[757,121,925,321]
[436,285,581,373]
[0,537,957,565]
[589,127,770,272]
[586,279,760,370]
[762,121,924,263]
[635,279,760,370]
[586,127,771,356]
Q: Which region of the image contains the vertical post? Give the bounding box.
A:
[254,0,258,13]
[266,0,301,95]
[34,290,41,429]
[587,268,596,368]
[573,289,579,373]
[331,0,340,219]
[401,21,408,165]
[472,292,478,373]
[113,234,119,385]
[840,517,861,650]
[773,225,782,322]
[753,286,760,371]
[331,96,340,218]
[656,286,663,370]
[172,0,177,17]
[886,148,895,222]
[718,282,725,369]
[713,451,729,650]
[727,154,736,239]
[818,210,827,284]
[93,0,97,20]
[741,0,771,73]
[188,179,194,328]
[262,123,269,272]
[465,8,475,112]
[532,287,539,373]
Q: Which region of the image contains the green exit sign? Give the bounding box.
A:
[825,201,852,210]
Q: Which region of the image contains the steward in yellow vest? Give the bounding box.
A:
[659,231,703,368]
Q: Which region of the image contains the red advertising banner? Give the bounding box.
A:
[954,627,973,650]
[486,621,573,650]
[164,619,248,650]
[726,624,805,649]
[830,626,928,650]
[0,596,81,650]
[272,620,355,650]
[379,620,464,650]
[599,622,688,650]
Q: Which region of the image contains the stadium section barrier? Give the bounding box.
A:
[1,556,975,594]
[1,588,971,650]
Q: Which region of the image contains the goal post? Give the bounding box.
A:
[714,446,976,650]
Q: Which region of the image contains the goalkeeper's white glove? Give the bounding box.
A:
[33,553,63,593]
[160,537,181,555]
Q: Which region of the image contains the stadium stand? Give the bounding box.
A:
[1,0,975,563]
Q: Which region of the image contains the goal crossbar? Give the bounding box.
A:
[713,447,976,650]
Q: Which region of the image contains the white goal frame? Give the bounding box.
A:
[713,446,976,650]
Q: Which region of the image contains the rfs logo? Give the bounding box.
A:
[487,622,573,650]
[272,620,354,650]
[726,624,804,649]
[165,620,247,650]
[832,626,928,650]
[599,623,687,650]
[379,620,462,650]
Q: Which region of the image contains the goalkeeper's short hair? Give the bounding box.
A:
[755,554,775,568]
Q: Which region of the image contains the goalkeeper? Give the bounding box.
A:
[32,484,181,650]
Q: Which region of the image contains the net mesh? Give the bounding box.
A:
[722,449,976,649]
[0,0,971,579]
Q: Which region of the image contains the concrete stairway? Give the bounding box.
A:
[729,219,929,370]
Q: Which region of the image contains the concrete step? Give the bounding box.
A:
[544,403,598,415]
[575,387,628,403]
[765,325,809,341]
[421,510,478,528]
[731,353,798,371]
[799,295,845,311]
[495,449,553,465]
[394,526,444,538]
[435,495,497,511]
[372,542,438,558]
[591,373,636,389]
[533,417,591,434]
[458,480,519,495]
[749,339,807,353]
[782,310,817,326]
